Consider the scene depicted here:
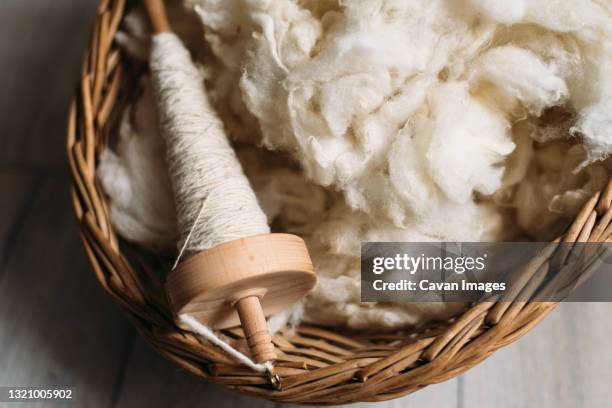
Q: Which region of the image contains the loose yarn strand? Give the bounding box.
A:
[172,194,209,270]
[179,314,274,374]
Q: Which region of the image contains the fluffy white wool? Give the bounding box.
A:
[98,82,178,249]
[99,0,612,330]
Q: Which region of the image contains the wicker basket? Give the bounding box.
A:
[66,0,612,404]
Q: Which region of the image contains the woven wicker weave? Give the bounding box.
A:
[66,0,612,404]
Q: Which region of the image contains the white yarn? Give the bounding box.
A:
[149,32,272,371]
[150,32,269,253]
[179,314,274,374]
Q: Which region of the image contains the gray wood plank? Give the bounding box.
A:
[0,0,98,167]
[367,380,458,408]
[305,379,458,408]
[459,303,612,408]
[114,337,277,408]
[0,176,134,407]
[0,171,38,269]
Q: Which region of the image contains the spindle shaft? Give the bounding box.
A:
[143,0,171,33]
[236,295,277,363]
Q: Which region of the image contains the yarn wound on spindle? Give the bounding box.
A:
[150,32,269,254]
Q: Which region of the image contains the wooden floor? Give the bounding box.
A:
[1,1,611,407]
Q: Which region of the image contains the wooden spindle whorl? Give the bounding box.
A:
[166,233,316,362]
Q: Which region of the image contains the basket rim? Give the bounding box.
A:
[66,0,612,404]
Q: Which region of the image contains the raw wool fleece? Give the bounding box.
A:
[98,0,612,330]
[98,82,178,249]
